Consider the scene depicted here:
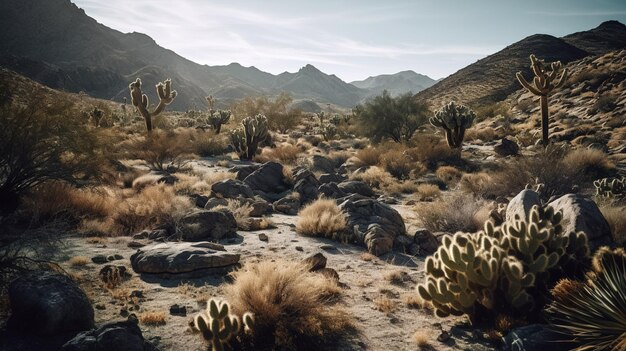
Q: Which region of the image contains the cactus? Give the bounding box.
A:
[594,177,626,199]
[129,78,177,132]
[206,95,215,113]
[329,114,341,126]
[230,114,269,160]
[193,298,254,351]
[417,204,589,324]
[209,110,231,134]
[516,54,568,146]
[316,112,325,126]
[321,124,337,141]
[429,102,475,149]
[89,107,104,127]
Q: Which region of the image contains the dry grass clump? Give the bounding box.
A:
[214,199,271,231]
[417,184,441,201]
[225,260,355,350]
[411,330,431,347]
[355,146,383,167]
[123,129,197,171]
[459,172,491,196]
[68,256,89,267]
[435,166,462,185]
[327,150,352,168]
[465,126,499,142]
[379,148,424,179]
[296,198,347,238]
[360,252,377,262]
[387,180,420,196]
[599,204,626,245]
[415,192,486,233]
[407,133,460,169]
[384,270,405,285]
[255,143,303,165]
[139,311,167,326]
[203,171,236,186]
[195,132,228,157]
[402,293,429,310]
[172,173,211,195]
[374,296,397,314]
[350,166,395,189]
[562,148,615,180]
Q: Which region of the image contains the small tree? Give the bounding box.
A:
[516,54,568,146]
[354,91,429,143]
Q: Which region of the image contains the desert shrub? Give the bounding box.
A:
[296,198,347,239]
[407,133,460,170]
[435,166,462,185]
[0,83,107,213]
[124,129,197,171]
[231,93,302,133]
[355,147,383,167]
[418,205,590,325]
[414,192,486,233]
[417,184,441,201]
[327,151,351,168]
[546,247,626,351]
[459,172,491,196]
[139,311,167,326]
[562,148,615,181]
[386,180,420,196]
[224,259,355,350]
[599,204,626,245]
[593,93,617,113]
[255,143,302,165]
[350,166,395,189]
[465,126,499,142]
[354,91,430,142]
[472,101,511,121]
[379,148,423,179]
[195,133,229,157]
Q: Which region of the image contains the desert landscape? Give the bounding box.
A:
[0,1,625,350]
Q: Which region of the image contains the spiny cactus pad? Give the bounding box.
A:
[417,204,589,323]
[429,101,475,149]
[193,298,254,351]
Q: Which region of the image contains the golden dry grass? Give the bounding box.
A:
[415,192,486,233]
[203,171,236,186]
[350,166,395,189]
[402,293,430,310]
[360,252,377,262]
[436,166,462,185]
[383,270,405,285]
[68,256,89,267]
[355,146,383,167]
[411,330,431,347]
[139,311,167,326]
[296,198,347,238]
[373,296,397,314]
[225,259,354,350]
[255,143,303,164]
[417,184,441,200]
[459,172,491,196]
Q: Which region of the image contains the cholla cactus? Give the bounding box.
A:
[329,114,341,126]
[206,95,215,113]
[230,114,269,160]
[417,204,589,324]
[594,177,625,199]
[193,299,254,351]
[209,110,231,134]
[321,124,337,141]
[89,107,104,127]
[430,102,475,149]
[129,78,177,132]
[516,54,568,146]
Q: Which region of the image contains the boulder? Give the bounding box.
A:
[178,210,237,241]
[318,182,348,199]
[494,137,520,157]
[506,189,542,222]
[502,324,573,351]
[413,228,440,255]
[8,271,94,336]
[205,196,271,217]
[337,194,406,256]
[273,194,301,215]
[548,194,613,249]
[231,164,259,181]
[63,320,156,351]
[319,173,347,184]
[130,242,240,276]
[338,180,374,197]
[302,253,327,272]
[292,168,320,204]
[211,179,255,199]
[243,162,290,197]
[310,155,336,173]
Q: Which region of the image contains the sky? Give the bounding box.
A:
[72,0,626,82]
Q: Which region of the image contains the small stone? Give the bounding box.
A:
[113,254,123,260]
[258,233,268,242]
[120,308,129,317]
[437,330,451,342]
[320,244,336,251]
[295,246,304,252]
[95,304,106,310]
[91,255,108,264]
[127,241,146,248]
[302,253,327,272]
[130,290,144,299]
[169,304,187,316]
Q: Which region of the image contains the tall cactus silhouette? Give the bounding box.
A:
[129,78,177,132]
[230,114,269,160]
[209,110,231,134]
[429,101,475,149]
[516,54,568,146]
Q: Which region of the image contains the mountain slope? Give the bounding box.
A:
[351,71,436,97]
[563,20,626,55]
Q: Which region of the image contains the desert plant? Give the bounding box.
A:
[417,204,589,325]
[206,95,215,112]
[192,298,254,351]
[89,107,104,127]
[354,91,430,143]
[321,123,337,141]
[516,54,568,146]
[546,247,626,351]
[429,101,475,149]
[230,114,269,160]
[208,110,231,134]
[128,78,177,132]
[296,198,348,239]
[594,177,626,200]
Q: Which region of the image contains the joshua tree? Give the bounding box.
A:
[209,110,231,134]
[129,78,177,132]
[206,95,215,113]
[516,54,568,146]
[430,101,475,149]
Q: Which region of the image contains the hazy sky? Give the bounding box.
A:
[72,0,626,81]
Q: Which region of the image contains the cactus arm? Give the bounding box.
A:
[516,72,543,95]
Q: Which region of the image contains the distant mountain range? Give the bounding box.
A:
[415,20,626,108]
[0,0,434,109]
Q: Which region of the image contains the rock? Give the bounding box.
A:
[205,197,271,217]
[169,304,187,317]
[417,175,447,190]
[62,320,156,351]
[243,162,290,198]
[190,193,209,208]
[337,194,406,256]
[319,173,346,184]
[378,195,398,205]
[318,182,348,199]
[494,137,520,157]
[132,229,169,241]
[506,189,542,223]
[317,268,340,281]
[548,194,613,249]
[302,253,327,272]
[179,210,237,241]
[273,194,301,215]
[293,168,320,204]
[231,164,260,181]
[8,271,94,336]
[310,155,336,173]
[130,242,240,276]
[413,228,440,255]
[393,234,414,252]
[211,179,255,199]
[127,240,146,248]
[99,265,130,283]
[258,233,268,241]
[338,180,374,197]
[502,324,573,351]
[91,255,108,264]
[295,246,304,252]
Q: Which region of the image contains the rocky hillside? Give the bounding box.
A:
[351,70,437,97]
[415,21,626,109]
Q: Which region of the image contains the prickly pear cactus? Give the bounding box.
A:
[417,204,589,324]
[209,110,231,134]
[230,114,269,160]
[193,299,255,351]
[429,101,475,149]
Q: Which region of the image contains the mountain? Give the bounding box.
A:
[415,21,626,109]
[351,71,437,97]
[0,0,367,109]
